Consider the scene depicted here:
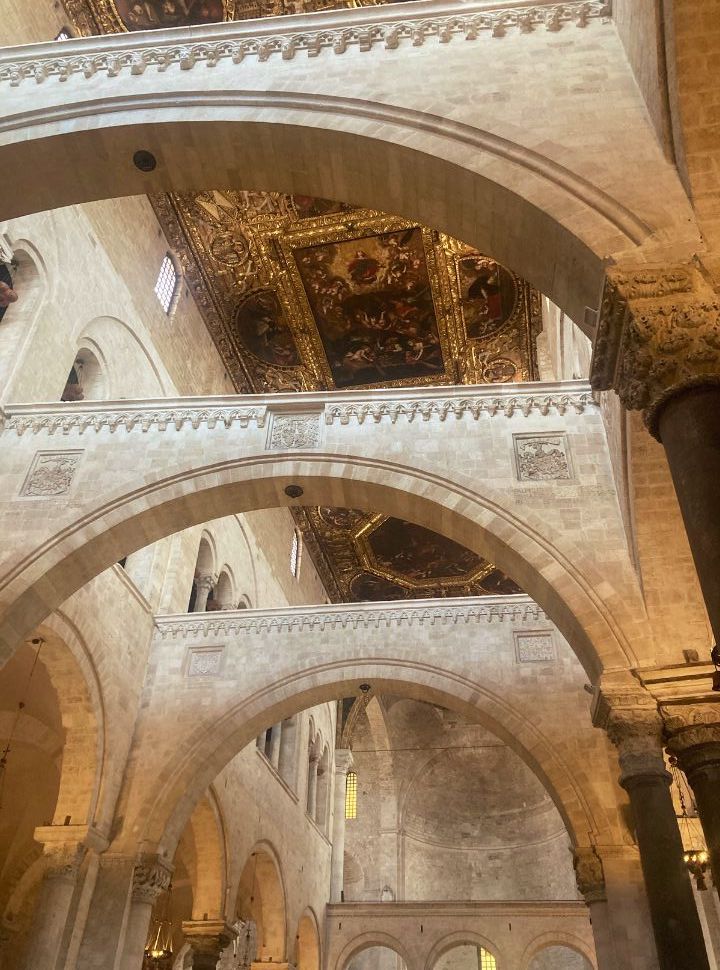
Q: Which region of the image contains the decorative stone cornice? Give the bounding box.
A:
[573,847,606,903]
[132,854,173,904]
[0,382,597,436]
[0,0,610,87]
[590,262,720,437]
[183,920,237,966]
[154,595,547,640]
[592,687,667,782]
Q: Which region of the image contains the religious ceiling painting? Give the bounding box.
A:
[149,187,536,603]
[152,189,539,393]
[292,507,524,602]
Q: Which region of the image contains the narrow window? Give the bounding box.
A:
[290,529,301,579]
[479,948,496,970]
[154,254,179,314]
[344,770,357,820]
[54,27,71,40]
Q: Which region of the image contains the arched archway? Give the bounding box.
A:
[235,843,287,962]
[338,936,411,970]
[296,908,321,970]
[521,933,597,970]
[427,939,501,970]
[0,453,647,679]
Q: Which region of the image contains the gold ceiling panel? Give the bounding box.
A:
[63,0,384,36]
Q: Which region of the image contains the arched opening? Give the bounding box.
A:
[527,945,593,970]
[60,348,107,403]
[315,744,330,833]
[296,909,321,970]
[434,943,498,970]
[214,569,235,611]
[235,846,286,962]
[188,535,216,613]
[0,245,45,398]
[345,944,407,970]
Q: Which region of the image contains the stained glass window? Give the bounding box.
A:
[154,254,179,314]
[345,770,357,819]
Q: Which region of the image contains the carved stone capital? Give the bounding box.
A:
[593,688,668,783]
[573,847,606,903]
[195,574,216,593]
[590,262,720,436]
[183,920,236,969]
[131,854,173,905]
[34,824,108,883]
[663,704,720,775]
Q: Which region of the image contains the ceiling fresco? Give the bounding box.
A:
[63,0,391,35]
[149,189,536,602]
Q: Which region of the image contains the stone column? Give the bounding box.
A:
[307,755,319,819]
[330,749,354,902]
[594,690,711,970]
[590,262,720,646]
[183,920,236,970]
[194,574,216,613]
[573,847,618,970]
[665,709,720,896]
[120,855,174,970]
[22,824,107,970]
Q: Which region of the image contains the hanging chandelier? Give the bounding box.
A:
[669,756,709,891]
[143,883,174,969]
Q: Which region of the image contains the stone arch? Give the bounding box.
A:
[76,315,170,398]
[424,934,504,970]
[137,659,616,868]
[336,933,412,970]
[0,454,645,679]
[181,789,227,920]
[521,932,597,970]
[235,842,287,962]
[0,37,699,330]
[295,907,321,970]
[215,567,235,611]
[67,344,109,402]
[0,239,47,399]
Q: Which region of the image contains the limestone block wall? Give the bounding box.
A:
[119,597,626,858]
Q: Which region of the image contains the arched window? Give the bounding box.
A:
[345,770,357,820]
[290,529,302,579]
[154,253,180,314]
[479,950,496,970]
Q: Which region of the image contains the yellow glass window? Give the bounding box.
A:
[345,770,357,819]
[479,948,496,970]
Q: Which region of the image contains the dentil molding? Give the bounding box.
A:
[0,0,610,86]
[0,382,597,436]
[154,594,548,640]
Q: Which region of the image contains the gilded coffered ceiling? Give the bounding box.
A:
[63,0,388,35]
[59,0,539,604]
[150,189,534,601]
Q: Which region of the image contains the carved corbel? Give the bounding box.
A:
[573,847,607,903]
[663,704,720,775]
[590,261,720,436]
[131,854,173,905]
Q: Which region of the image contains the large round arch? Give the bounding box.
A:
[521,933,597,970]
[0,15,701,326]
[425,935,503,970]
[235,842,287,962]
[336,934,411,970]
[0,454,647,679]
[127,659,621,865]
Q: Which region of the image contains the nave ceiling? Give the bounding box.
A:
[154,189,535,601]
[59,0,541,601]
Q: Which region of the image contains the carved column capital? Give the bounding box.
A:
[131,854,173,905]
[34,824,108,883]
[195,574,216,592]
[573,847,606,903]
[663,704,720,774]
[183,919,236,969]
[590,261,720,436]
[593,688,668,784]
